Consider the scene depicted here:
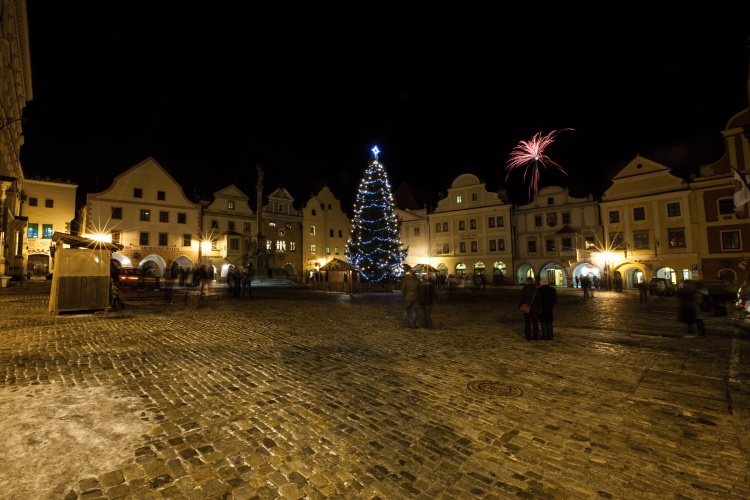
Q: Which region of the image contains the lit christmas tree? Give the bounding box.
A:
[346,146,406,283]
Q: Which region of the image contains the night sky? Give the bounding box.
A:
[19,6,750,212]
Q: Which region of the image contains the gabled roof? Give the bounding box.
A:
[394,182,437,210]
[554,225,579,235]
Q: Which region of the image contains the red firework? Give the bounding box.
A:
[505,128,574,198]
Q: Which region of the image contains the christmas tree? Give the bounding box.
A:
[346,146,406,283]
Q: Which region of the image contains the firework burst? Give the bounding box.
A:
[505,128,574,198]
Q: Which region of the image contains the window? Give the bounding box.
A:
[585,237,596,249]
[719,199,734,215]
[633,207,646,221]
[488,217,495,228]
[470,241,478,252]
[435,223,443,233]
[458,220,466,231]
[497,216,504,227]
[534,216,542,227]
[609,210,620,223]
[290,242,296,251]
[28,198,37,206]
[609,232,624,249]
[27,223,38,238]
[111,231,121,245]
[721,230,741,250]
[456,195,462,204]
[438,243,450,254]
[668,228,686,248]
[311,209,317,216]
[276,203,284,212]
[469,219,477,230]
[320,203,325,210]
[330,229,334,237]
[157,191,165,201]
[562,213,571,224]
[211,241,217,250]
[227,200,234,210]
[159,211,169,223]
[546,239,555,251]
[326,246,331,254]
[266,240,272,250]
[45,199,54,208]
[667,203,681,217]
[471,193,478,201]
[140,209,150,222]
[634,231,649,249]
[277,241,287,252]
[159,233,168,246]
[211,220,219,229]
[268,221,276,228]
[414,228,420,236]
[489,240,497,251]
[459,242,467,253]
[42,224,53,238]
[561,237,572,251]
[498,239,505,251]
[335,247,340,255]
[286,223,292,230]
[228,221,235,231]
[527,240,536,253]
[244,222,251,231]
[442,222,448,232]
[338,230,343,237]
[310,244,316,253]
[183,234,192,247]
[328,204,332,210]
[310,226,316,235]
[111,207,122,219]
[547,197,554,205]
[134,188,142,198]
[230,238,239,250]
[139,232,149,245]
[177,213,186,224]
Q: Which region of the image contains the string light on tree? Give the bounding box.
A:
[346,146,406,283]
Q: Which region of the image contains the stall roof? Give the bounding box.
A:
[319,258,359,272]
[51,232,124,251]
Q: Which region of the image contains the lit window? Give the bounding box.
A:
[326,246,331,254]
[42,224,53,238]
[310,244,316,253]
[268,221,276,228]
[27,223,39,238]
[140,210,150,222]
[310,226,316,235]
[335,247,339,254]
[456,195,462,204]
[277,240,286,252]
[669,228,687,248]
[290,242,296,251]
[227,200,235,210]
[111,231,121,245]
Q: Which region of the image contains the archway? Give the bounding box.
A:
[539,262,567,287]
[515,263,534,285]
[141,254,167,278]
[492,261,507,285]
[654,267,677,286]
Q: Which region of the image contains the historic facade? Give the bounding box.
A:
[260,187,303,281]
[300,185,351,282]
[20,176,77,277]
[513,185,601,288]
[0,0,31,280]
[81,157,201,279]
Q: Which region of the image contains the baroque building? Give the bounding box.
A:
[513,185,601,288]
[20,175,77,277]
[0,0,31,280]
[81,157,201,279]
[300,185,351,281]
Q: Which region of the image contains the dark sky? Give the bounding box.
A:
[19,6,750,211]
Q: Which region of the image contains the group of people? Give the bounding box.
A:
[226,263,254,298]
[400,269,437,329]
[518,277,558,340]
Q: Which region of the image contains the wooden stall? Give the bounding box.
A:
[48,232,123,314]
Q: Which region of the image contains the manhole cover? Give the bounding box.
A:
[467,381,523,397]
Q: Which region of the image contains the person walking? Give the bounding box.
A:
[638,280,648,303]
[519,277,541,340]
[538,278,557,340]
[417,272,437,329]
[400,269,419,328]
[678,281,708,336]
[581,275,590,299]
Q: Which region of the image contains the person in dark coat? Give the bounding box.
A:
[538,278,558,340]
[678,281,708,336]
[400,270,419,328]
[518,277,541,340]
[417,272,437,329]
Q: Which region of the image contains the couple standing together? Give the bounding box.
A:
[519,277,557,340]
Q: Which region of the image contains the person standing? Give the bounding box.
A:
[519,277,541,340]
[241,263,253,298]
[400,269,419,328]
[638,280,648,303]
[417,272,437,329]
[581,275,590,298]
[678,281,708,336]
[538,278,557,340]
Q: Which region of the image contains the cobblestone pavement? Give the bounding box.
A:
[1,284,749,499]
